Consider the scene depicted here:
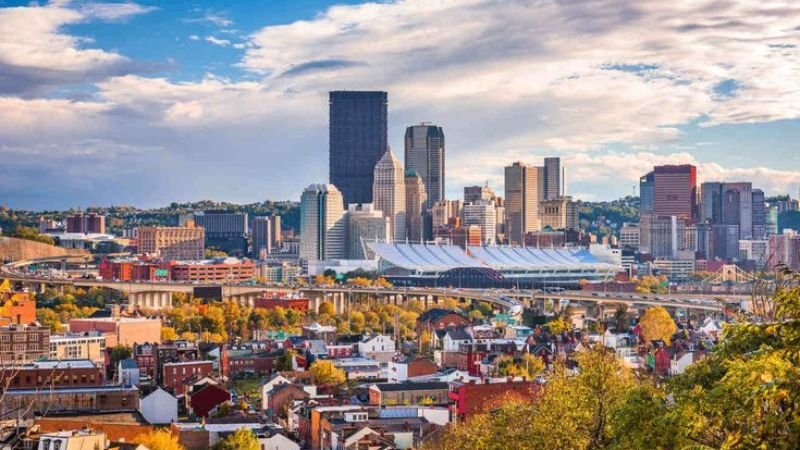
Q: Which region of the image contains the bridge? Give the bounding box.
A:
[0,256,735,320]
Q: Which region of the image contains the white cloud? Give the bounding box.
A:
[189,34,200,41]
[205,35,231,47]
[79,2,157,21]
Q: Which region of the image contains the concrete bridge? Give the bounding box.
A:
[2,257,732,317]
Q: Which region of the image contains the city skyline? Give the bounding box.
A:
[2,0,800,210]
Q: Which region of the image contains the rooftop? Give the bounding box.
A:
[371,381,449,392]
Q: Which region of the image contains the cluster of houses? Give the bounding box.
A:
[0,281,725,450]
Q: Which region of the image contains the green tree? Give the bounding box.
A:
[275,349,295,372]
[213,427,258,450]
[11,225,55,245]
[109,345,132,366]
[613,304,629,332]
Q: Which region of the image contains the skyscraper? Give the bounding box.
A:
[504,161,541,246]
[300,184,346,262]
[372,148,406,241]
[404,123,445,209]
[464,184,495,204]
[653,164,697,223]
[543,157,565,200]
[252,216,272,258]
[639,171,655,214]
[462,201,496,245]
[193,211,249,256]
[405,170,427,243]
[329,91,388,206]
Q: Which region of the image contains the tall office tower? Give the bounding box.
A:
[137,226,205,261]
[431,200,463,229]
[462,201,497,245]
[639,171,655,214]
[495,205,506,244]
[539,196,579,231]
[619,223,641,249]
[346,204,390,259]
[766,206,779,236]
[752,189,766,239]
[66,213,106,234]
[329,91,388,205]
[404,123,445,208]
[372,149,406,241]
[270,216,282,248]
[543,157,565,200]
[638,215,687,259]
[405,170,427,243]
[699,182,723,223]
[251,216,272,258]
[653,165,697,223]
[464,184,496,204]
[767,230,800,271]
[504,161,541,246]
[721,182,753,239]
[300,184,346,262]
[193,211,249,256]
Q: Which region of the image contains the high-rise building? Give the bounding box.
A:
[137,226,205,261]
[329,91,388,206]
[300,184,346,262]
[739,239,768,266]
[639,171,655,214]
[652,165,697,223]
[766,206,779,236]
[252,216,277,259]
[752,189,766,240]
[619,223,640,249]
[464,184,495,205]
[405,170,427,243]
[639,214,690,259]
[543,157,565,200]
[504,162,541,245]
[767,230,800,271]
[404,123,445,208]
[193,211,249,256]
[462,201,496,245]
[373,149,406,241]
[539,196,578,231]
[431,200,463,229]
[346,204,390,259]
[66,213,105,234]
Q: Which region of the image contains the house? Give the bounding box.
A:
[650,347,671,375]
[448,379,539,420]
[357,334,396,363]
[670,351,698,375]
[302,322,337,344]
[188,384,231,418]
[441,327,472,352]
[332,357,383,380]
[226,348,275,377]
[368,382,450,406]
[416,309,470,340]
[118,358,140,386]
[261,374,293,410]
[172,422,292,450]
[162,360,214,396]
[313,406,447,450]
[387,358,439,383]
[139,387,178,424]
[258,430,301,450]
[37,429,106,450]
[267,384,310,417]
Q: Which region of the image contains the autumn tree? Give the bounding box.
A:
[495,353,544,379]
[161,326,178,341]
[309,360,346,386]
[274,349,295,372]
[36,308,63,332]
[213,427,259,450]
[135,429,185,450]
[547,316,570,334]
[318,301,335,316]
[638,306,677,345]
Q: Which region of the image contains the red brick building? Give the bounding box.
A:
[253,292,310,312]
[416,309,470,345]
[0,324,49,363]
[227,349,274,377]
[187,384,230,418]
[448,380,539,420]
[163,360,214,396]
[0,360,103,389]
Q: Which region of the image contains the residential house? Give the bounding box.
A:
[188,384,231,418]
[357,334,396,363]
[139,387,178,424]
[118,358,140,386]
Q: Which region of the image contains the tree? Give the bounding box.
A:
[495,353,544,379]
[275,349,295,372]
[638,306,677,345]
[36,308,63,332]
[468,309,484,322]
[547,316,570,334]
[135,430,185,450]
[318,301,335,316]
[213,427,259,450]
[11,225,55,245]
[205,248,228,258]
[109,345,132,366]
[161,326,178,341]
[349,311,366,333]
[613,304,630,332]
[309,360,346,386]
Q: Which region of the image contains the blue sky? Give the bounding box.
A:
[1,0,799,209]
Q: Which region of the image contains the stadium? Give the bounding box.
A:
[366,242,622,288]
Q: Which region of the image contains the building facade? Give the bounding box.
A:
[346,204,389,259]
[329,91,388,206]
[405,170,427,243]
[462,201,496,245]
[137,226,205,261]
[504,162,541,245]
[373,149,406,241]
[193,211,248,256]
[404,123,445,208]
[539,196,578,231]
[300,184,346,262]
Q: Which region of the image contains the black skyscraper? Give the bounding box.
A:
[329,91,388,206]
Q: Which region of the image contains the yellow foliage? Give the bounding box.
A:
[135,430,185,450]
[638,306,677,345]
[309,360,346,386]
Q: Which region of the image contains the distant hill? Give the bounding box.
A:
[578,196,640,238]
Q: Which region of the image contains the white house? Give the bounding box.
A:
[670,352,697,375]
[118,358,140,387]
[357,334,396,363]
[441,328,472,352]
[258,432,300,450]
[139,387,178,424]
[261,374,292,411]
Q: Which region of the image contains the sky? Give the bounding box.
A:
[1,0,800,210]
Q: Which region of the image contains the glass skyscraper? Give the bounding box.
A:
[329,91,388,206]
[404,123,445,209]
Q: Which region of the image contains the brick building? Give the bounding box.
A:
[162,360,214,396]
[0,359,103,389]
[448,379,539,420]
[416,309,470,343]
[0,385,139,417]
[137,226,205,261]
[0,324,49,363]
[253,292,310,312]
[69,317,161,347]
